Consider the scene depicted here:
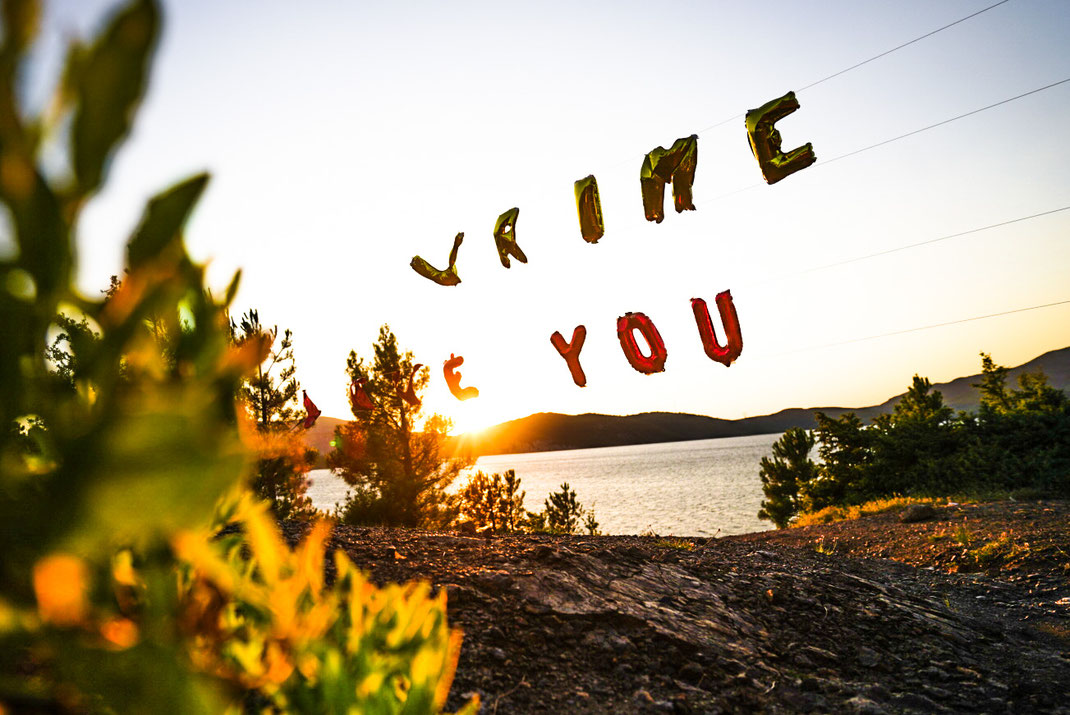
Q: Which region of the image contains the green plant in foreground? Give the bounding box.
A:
[812,538,837,556]
[176,492,473,713]
[957,531,1028,572]
[0,1,471,711]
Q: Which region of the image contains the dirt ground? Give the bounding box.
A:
[281,499,1070,713]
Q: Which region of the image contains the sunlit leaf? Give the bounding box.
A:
[66,389,247,551]
[54,639,223,714]
[126,173,209,269]
[224,269,241,306]
[1,0,40,56]
[33,553,89,626]
[71,0,159,195]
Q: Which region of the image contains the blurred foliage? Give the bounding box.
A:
[329,326,473,528]
[759,354,1070,527]
[0,2,470,711]
[176,492,474,714]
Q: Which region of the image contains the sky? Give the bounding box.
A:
[25,0,1070,433]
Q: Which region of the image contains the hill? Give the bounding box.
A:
[457,346,1070,456]
[303,416,345,466]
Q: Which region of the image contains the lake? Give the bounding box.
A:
[305,432,781,536]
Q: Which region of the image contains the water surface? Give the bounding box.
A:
[306,432,780,536]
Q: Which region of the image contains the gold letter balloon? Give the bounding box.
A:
[745,91,816,185]
[573,175,604,243]
[493,207,527,268]
[411,232,464,286]
[640,134,698,223]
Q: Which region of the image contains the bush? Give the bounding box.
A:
[763,354,1070,526]
[757,427,816,528]
[176,492,473,712]
[456,469,526,533]
[542,482,588,534]
[0,3,470,711]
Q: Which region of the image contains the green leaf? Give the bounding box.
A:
[224,269,241,306]
[1,0,40,56]
[55,638,224,714]
[127,173,209,269]
[63,386,247,551]
[71,0,159,195]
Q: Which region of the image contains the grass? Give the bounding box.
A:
[654,538,695,551]
[792,496,936,527]
[791,489,1043,528]
[812,537,837,556]
[952,521,972,546]
[964,531,1028,569]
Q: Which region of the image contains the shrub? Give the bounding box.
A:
[765,354,1070,526]
[176,492,474,712]
[456,469,526,533]
[543,482,585,534]
[757,427,817,528]
[0,3,470,711]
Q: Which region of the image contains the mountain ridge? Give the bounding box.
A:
[304,346,1069,458]
[452,346,1070,456]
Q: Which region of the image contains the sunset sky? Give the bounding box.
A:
[33,0,1070,433]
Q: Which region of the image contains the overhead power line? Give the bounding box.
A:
[783,205,1070,279]
[760,299,1070,359]
[695,0,1012,136]
[820,77,1070,166]
[699,76,1070,206]
[797,0,1012,93]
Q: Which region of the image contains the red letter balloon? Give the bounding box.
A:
[616,312,667,374]
[691,290,743,366]
[444,353,479,400]
[550,325,588,387]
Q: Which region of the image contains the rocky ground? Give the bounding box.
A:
[280,500,1070,713]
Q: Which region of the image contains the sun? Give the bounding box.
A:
[441,396,505,437]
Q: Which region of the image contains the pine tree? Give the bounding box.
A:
[233,310,300,429]
[231,309,316,519]
[757,427,817,528]
[329,325,472,527]
[544,482,584,534]
[456,469,527,532]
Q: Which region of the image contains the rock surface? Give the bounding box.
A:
[899,503,937,523]
[280,500,1070,713]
